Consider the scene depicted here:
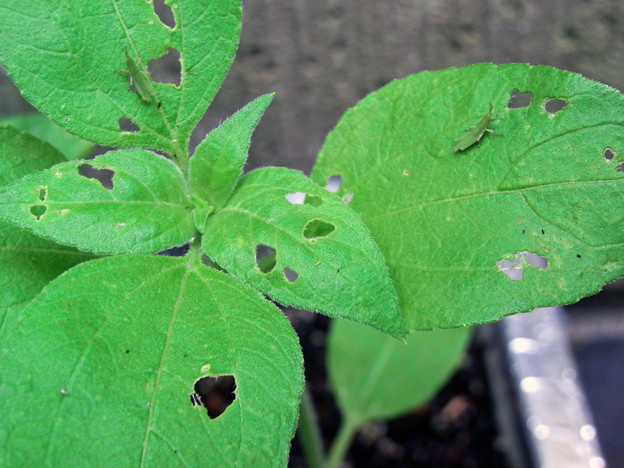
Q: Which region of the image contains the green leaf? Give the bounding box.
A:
[0,125,67,179]
[0,254,303,466]
[0,149,195,255]
[0,114,94,160]
[0,126,92,321]
[0,0,241,158]
[328,320,471,425]
[190,94,274,210]
[202,167,405,338]
[0,222,92,318]
[312,63,624,330]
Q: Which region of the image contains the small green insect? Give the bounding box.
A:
[118,48,159,105]
[453,103,502,152]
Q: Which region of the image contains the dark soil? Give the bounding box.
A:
[287,311,512,468]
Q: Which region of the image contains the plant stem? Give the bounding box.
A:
[173,149,189,177]
[297,387,325,468]
[325,417,358,468]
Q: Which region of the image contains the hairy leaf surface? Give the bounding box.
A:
[0,149,194,255]
[202,167,405,338]
[329,320,471,425]
[0,127,92,321]
[190,94,274,211]
[313,63,624,330]
[0,0,241,157]
[0,254,303,467]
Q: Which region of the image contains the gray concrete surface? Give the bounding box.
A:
[2,0,624,171]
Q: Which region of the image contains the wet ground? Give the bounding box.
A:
[287,312,511,468]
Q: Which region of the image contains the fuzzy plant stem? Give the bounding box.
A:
[297,387,325,468]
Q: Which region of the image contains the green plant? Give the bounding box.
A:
[1,1,623,466]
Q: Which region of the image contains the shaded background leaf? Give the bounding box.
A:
[0,149,194,255]
[0,0,241,158]
[0,126,92,324]
[312,63,624,330]
[0,114,94,160]
[202,167,404,338]
[0,254,303,467]
[329,320,472,426]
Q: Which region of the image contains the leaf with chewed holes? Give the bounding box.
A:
[0,0,241,159]
[0,253,303,467]
[202,167,405,339]
[0,149,194,255]
[312,63,624,330]
[0,126,93,324]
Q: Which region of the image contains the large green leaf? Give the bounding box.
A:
[190,94,274,211]
[202,167,405,338]
[0,0,241,159]
[0,126,92,322]
[312,63,624,330]
[0,253,303,466]
[0,114,94,160]
[0,149,194,255]
[329,320,471,426]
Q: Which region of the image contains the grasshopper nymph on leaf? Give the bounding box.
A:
[118,48,160,106]
[453,103,501,152]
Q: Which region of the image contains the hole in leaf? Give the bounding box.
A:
[496,251,549,281]
[148,48,181,86]
[191,375,236,419]
[507,90,532,108]
[544,99,567,113]
[617,162,624,173]
[30,204,47,221]
[78,164,115,190]
[304,219,335,240]
[152,0,176,28]
[285,192,306,205]
[283,267,299,282]
[119,117,140,133]
[525,252,549,269]
[604,148,616,161]
[325,175,342,193]
[497,259,522,280]
[285,192,323,207]
[38,186,47,201]
[343,192,354,204]
[157,243,191,257]
[255,244,277,273]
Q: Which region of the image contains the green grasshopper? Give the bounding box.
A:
[118,48,160,106]
[453,103,501,152]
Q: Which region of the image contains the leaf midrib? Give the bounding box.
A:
[363,178,622,222]
[140,264,190,467]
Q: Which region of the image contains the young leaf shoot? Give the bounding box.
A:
[119,48,159,105]
[453,103,501,152]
